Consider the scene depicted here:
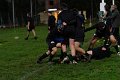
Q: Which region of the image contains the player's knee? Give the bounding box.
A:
[52,47,57,53]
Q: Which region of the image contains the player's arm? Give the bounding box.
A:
[48,18,51,31]
[104,11,118,20]
[62,19,76,26]
[85,23,98,32]
[103,11,107,18]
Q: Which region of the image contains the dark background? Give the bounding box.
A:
[0,0,120,26]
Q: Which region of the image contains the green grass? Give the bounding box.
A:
[0,25,120,80]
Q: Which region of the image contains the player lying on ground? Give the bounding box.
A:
[86,44,111,62]
[85,21,119,55]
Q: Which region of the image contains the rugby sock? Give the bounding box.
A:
[60,51,67,59]
[73,56,77,61]
[60,50,64,60]
[38,53,49,61]
[25,37,28,40]
[87,47,93,51]
[49,54,54,62]
[63,52,67,58]
[114,45,119,53]
[70,55,77,61]
[25,35,29,40]
[85,52,92,62]
[83,54,88,60]
[71,56,78,64]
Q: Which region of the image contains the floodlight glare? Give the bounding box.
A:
[48,9,57,11]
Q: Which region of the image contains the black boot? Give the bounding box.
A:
[25,35,29,40]
[59,50,64,60]
[70,55,77,64]
[25,37,28,40]
[34,36,37,40]
[114,45,119,53]
[85,53,92,62]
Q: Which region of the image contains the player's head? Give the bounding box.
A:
[72,8,79,15]
[27,13,31,17]
[61,3,68,10]
[97,22,105,30]
[104,4,110,12]
[111,5,117,11]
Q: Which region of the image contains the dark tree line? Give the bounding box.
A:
[61,0,120,18]
[0,0,120,26]
[0,0,44,27]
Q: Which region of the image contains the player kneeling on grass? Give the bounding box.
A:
[37,27,65,64]
[88,22,108,50]
[37,35,61,64]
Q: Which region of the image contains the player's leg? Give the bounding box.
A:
[114,28,120,54]
[69,38,78,64]
[118,36,120,47]
[59,44,68,63]
[75,42,85,55]
[88,36,99,50]
[56,43,66,62]
[25,30,30,40]
[48,47,58,63]
[110,28,119,54]
[37,50,51,64]
[109,35,117,45]
[75,42,90,62]
[32,29,37,39]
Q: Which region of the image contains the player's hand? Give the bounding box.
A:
[63,22,67,26]
[102,47,106,51]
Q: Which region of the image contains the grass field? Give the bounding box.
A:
[0,25,120,80]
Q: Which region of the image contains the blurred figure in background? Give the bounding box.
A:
[104,5,120,55]
[25,13,37,40]
[47,11,56,33]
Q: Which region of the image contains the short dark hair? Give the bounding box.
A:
[104,4,110,11]
[112,5,117,9]
[61,3,68,10]
[72,8,78,15]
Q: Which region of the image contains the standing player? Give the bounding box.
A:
[48,11,56,33]
[104,5,120,54]
[58,3,77,63]
[73,9,87,60]
[25,13,37,40]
